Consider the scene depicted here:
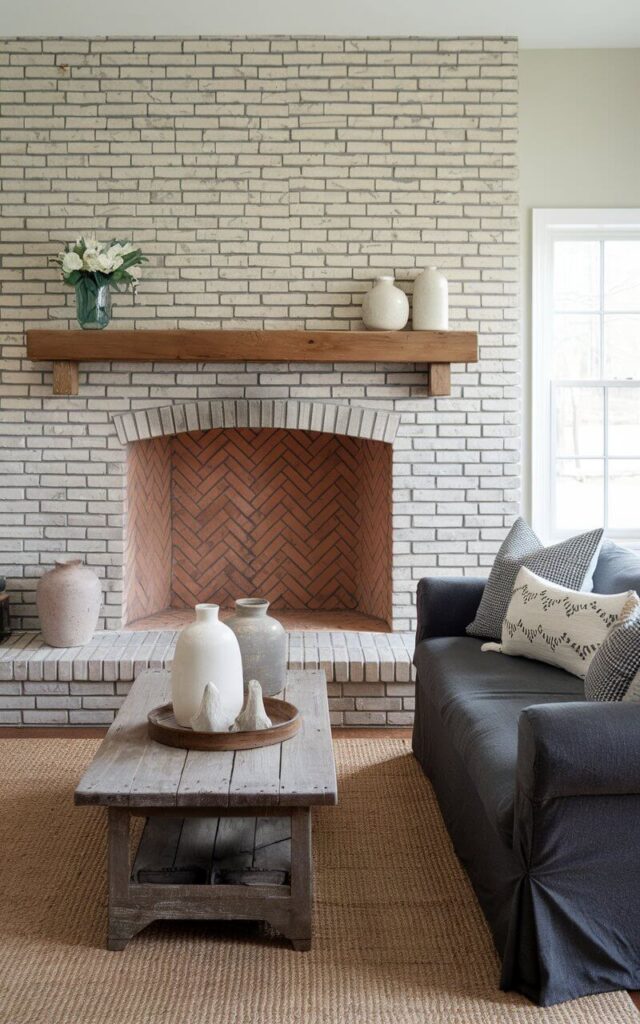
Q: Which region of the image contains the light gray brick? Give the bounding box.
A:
[70,710,115,724]
[22,710,68,724]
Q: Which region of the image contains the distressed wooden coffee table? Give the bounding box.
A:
[75,668,337,951]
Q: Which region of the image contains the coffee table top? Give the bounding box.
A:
[75,669,337,809]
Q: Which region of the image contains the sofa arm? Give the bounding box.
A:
[415,576,486,645]
[517,702,640,802]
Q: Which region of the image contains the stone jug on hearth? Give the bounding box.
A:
[36,558,102,648]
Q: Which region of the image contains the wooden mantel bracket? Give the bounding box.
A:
[26,328,478,398]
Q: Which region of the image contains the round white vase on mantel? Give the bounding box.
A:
[413,267,449,330]
[36,558,102,648]
[171,604,244,729]
[362,275,409,330]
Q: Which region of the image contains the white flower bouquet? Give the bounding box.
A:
[52,236,147,329]
[53,235,147,288]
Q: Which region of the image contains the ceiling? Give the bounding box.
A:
[3,0,640,47]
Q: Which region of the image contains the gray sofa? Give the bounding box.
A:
[411,541,640,1006]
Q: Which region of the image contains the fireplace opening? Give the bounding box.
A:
[124,427,393,631]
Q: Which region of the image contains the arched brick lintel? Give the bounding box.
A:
[113,399,400,447]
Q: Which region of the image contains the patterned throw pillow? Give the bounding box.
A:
[481,567,640,679]
[466,518,604,641]
[624,668,640,701]
[585,611,640,701]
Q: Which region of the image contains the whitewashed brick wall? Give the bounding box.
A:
[0,36,520,634]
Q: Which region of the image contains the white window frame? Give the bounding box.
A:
[532,208,640,544]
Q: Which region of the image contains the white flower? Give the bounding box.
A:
[61,251,83,274]
[82,249,102,272]
[104,244,126,269]
[100,252,122,273]
[83,237,101,252]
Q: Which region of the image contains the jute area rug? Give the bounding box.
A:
[0,737,636,1024]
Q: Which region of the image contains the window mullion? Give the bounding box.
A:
[600,238,608,530]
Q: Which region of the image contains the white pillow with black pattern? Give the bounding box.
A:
[466,518,603,641]
[481,566,640,679]
[585,609,640,701]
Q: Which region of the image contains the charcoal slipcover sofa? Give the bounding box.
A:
[412,541,640,1006]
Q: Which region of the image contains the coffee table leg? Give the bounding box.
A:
[107,807,135,951]
[288,806,313,951]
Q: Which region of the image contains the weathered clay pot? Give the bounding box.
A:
[226,598,287,697]
[36,559,102,647]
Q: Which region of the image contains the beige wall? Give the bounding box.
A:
[519,49,640,521]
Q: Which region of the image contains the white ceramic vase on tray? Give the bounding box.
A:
[170,604,244,729]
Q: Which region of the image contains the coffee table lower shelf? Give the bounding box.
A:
[108,805,313,952]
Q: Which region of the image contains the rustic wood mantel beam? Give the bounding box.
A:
[26,328,478,397]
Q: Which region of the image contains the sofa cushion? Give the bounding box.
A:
[466,518,603,641]
[414,637,583,844]
[593,540,640,596]
[585,610,640,701]
[486,566,640,679]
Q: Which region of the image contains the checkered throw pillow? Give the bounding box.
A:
[585,610,640,701]
[466,518,604,641]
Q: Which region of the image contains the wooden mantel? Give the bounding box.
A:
[26,328,478,397]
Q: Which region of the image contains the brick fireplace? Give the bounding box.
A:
[0,34,520,715]
[123,405,393,630]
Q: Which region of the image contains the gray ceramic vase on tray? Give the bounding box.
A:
[226,598,287,697]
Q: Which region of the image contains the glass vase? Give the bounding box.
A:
[74,278,111,330]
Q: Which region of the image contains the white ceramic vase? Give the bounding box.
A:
[362,275,409,330]
[171,604,244,729]
[36,558,101,647]
[413,267,448,330]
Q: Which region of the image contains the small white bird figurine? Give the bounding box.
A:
[232,679,272,732]
[190,682,228,732]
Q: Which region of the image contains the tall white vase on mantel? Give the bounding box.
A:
[171,604,244,729]
[413,267,448,330]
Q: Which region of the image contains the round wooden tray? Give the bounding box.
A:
[147,697,301,751]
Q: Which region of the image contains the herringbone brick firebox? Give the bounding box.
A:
[125,425,392,629]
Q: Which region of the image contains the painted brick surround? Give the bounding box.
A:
[0,35,520,639]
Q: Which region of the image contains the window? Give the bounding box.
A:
[532,210,640,542]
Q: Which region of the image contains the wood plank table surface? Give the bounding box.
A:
[75,669,337,950]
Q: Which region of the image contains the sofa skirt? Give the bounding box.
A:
[412,673,640,1005]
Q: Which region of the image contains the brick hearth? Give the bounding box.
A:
[0,629,416,728]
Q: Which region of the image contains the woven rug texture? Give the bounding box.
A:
[0,737,636,1024]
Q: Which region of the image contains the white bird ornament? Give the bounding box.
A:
[190,682,229,732]
[232,679,272,732]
